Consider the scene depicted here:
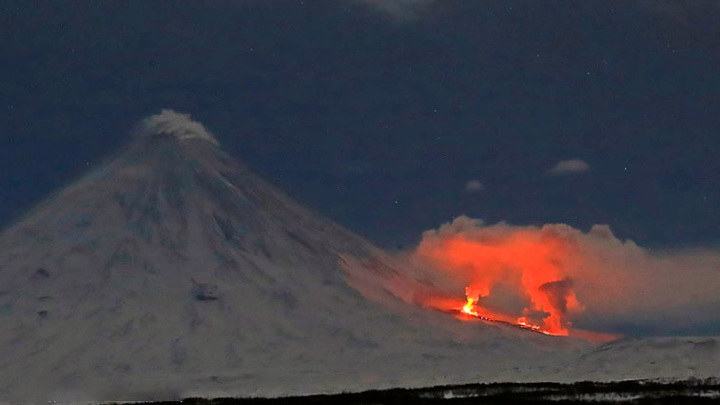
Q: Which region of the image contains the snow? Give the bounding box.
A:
[550,337,720,381]
[0,132,718,403]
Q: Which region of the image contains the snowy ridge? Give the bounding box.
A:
[551,337,720,382]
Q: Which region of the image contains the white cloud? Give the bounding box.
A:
[549,159,590,175]
[465,179,484,192]
[141,109,219,145]
[356,0,435,20]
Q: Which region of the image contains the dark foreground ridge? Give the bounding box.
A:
[106,378,720,404]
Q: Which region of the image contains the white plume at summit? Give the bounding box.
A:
[140,109,219,145]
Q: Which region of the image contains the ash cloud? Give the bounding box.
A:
[538,278,575,330]
[141,109,219,145]
[395,216,720,337]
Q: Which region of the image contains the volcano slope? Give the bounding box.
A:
[0,114,579,402]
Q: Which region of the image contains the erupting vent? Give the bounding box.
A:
[458,296,563,336]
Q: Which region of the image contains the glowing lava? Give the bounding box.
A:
[516,317,542,331]
[461,297,479,317]
[456,296,562,335]
[459,297,493,321]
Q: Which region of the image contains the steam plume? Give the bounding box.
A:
[141,109,219,145]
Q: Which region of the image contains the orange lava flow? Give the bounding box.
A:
[457,296,560,336]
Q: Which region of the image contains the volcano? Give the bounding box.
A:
[0,111,717,402]
[0,111,565,401]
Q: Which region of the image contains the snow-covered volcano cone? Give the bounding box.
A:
[0,111,570,402]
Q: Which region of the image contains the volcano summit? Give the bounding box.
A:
[0,111,717,403]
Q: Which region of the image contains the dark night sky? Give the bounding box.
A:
[2,0,720,251]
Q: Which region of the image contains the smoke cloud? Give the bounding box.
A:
[357,216,720,338]
[537,278,575,333]
[549,159,590,175]
[141,109,219,145]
